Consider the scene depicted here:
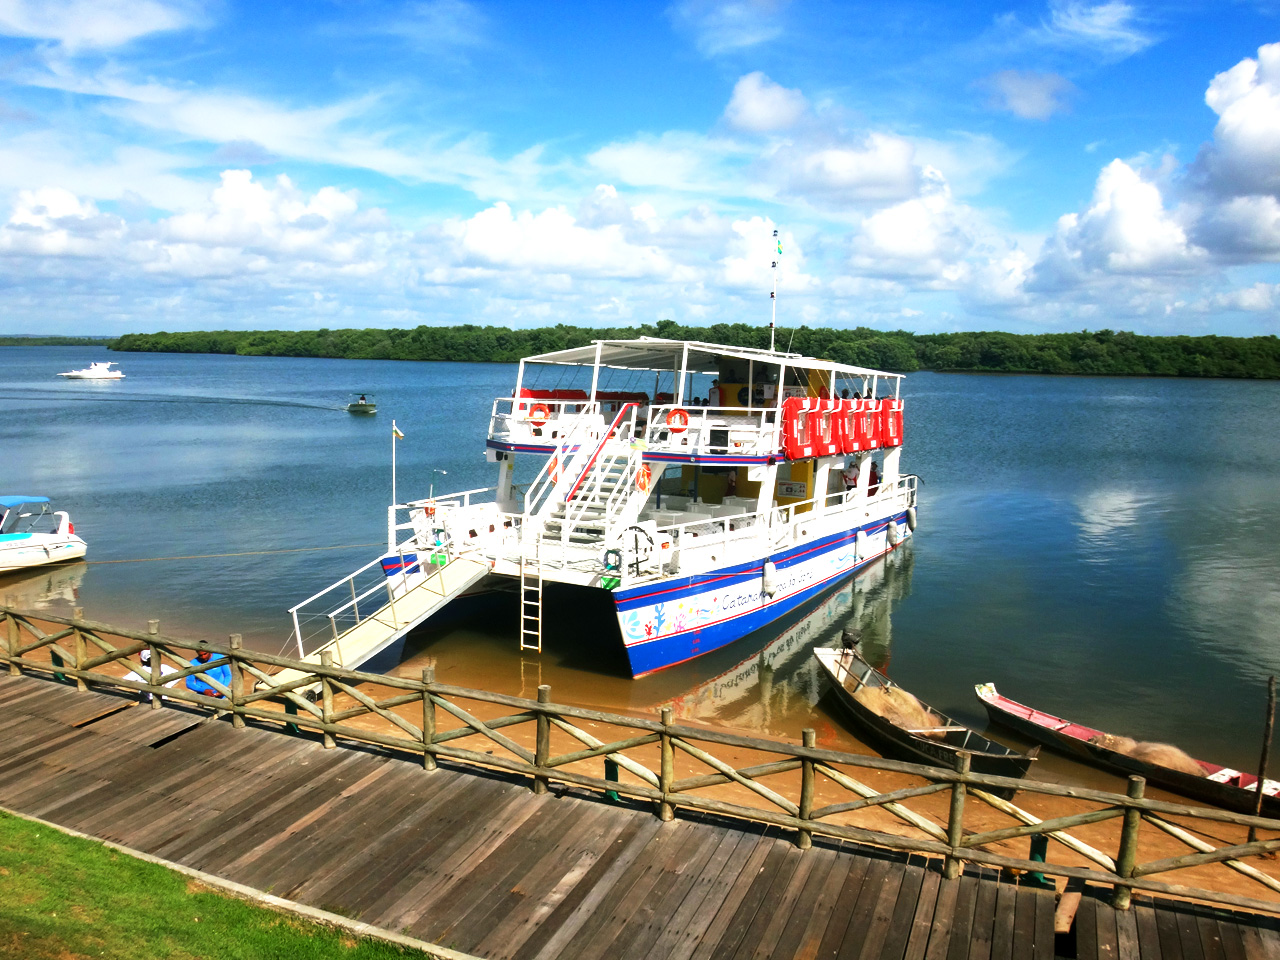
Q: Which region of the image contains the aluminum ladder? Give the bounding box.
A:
[519,528,544,652]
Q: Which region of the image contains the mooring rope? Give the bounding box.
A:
[86,542,384,565]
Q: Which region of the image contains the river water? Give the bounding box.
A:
[4,345,1280,783]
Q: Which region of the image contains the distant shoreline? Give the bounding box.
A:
[8,324,1280,379]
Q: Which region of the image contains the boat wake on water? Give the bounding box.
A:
[0,390,342,411]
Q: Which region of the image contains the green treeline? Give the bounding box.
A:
[1,335,112,346]
[108,321,1280,379]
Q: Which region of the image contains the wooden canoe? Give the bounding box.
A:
[814,647,1037,793]
[975,682,1280,816]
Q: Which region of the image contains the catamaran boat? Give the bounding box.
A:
[57,361,124,380]
[285,337,917,681]
[0,497,88,573]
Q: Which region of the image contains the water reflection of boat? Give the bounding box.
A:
[0,560,86,610]
[658,545,914,733]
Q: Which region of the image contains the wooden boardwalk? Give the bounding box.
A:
[1,675,1278,960]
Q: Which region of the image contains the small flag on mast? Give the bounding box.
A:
[777,238,783,256]
[392,424,404,439]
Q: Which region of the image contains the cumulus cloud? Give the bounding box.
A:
[724,72,807,132]
[978,70,1076,120]
[1192,282,1280,314]
[668,0,790,56]
[444,201,680,280]
[0,0,205,52]
[717,216,816,291]
[774,133,920,207]
[1032,159,1206,291]
[850,168,975,283]
[1192,42,1280,198]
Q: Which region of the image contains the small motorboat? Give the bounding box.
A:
[346,394,376,414]
[815,647,1037,793]
[976,682,1280,815]
[57,361,124,380]
[0,497,88,573]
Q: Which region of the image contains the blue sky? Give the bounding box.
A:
[1,1,1278,337]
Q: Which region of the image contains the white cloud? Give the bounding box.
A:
[775,133,919,207]
[668,0,789,56]
[366,0,486,52]
[1038,1,1155,58]
[444,201,681,280]
[718,216,816,291]
[978,70,1075,120]
[588,132,752,195]
[724,72,807,132]
[1194,42,1280,198]
[850,168,974,283]
[1032,159,1206,289]
[1193,282,1280,313]
[0,0,204,51]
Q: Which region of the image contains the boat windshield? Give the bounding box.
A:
[0,502,56,535]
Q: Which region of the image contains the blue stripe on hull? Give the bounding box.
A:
[615,513,908,677]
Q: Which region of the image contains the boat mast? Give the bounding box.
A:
[770,229,780,352]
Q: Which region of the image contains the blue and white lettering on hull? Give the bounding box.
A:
[615,514,909,677]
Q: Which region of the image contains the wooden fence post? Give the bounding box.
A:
[320,651,334,749]
[534,684,551,795]
[1112,776,1145,910]
[422,665,436,772]
[659,706,675,822]
[6,614,19,677]
[944,751,971,880]
[797,728,816,850]
[149,638,162,710]
[73,623,87,693]
[229,634,244,729]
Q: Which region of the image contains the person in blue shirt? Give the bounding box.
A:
[186,648,231,698]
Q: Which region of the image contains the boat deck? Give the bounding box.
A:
[2,675,1278,959]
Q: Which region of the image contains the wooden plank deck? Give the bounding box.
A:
[2,675,1279,960]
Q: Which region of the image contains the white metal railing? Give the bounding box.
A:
[488,397,607,449]
[287,536,433,659]
[645,404,782,459]
[634,474,918,583]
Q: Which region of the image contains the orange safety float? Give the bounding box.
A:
[636,463,652,493]
[528,402,551,427]
[838,399,859,454]
[879,398,904,447]
[812,398,840,457]
[666,408,690,433]
[548,456,561,483]
[781,396,815,459]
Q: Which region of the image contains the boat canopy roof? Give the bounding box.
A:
[0,496,49,508]
[521,337,903,381]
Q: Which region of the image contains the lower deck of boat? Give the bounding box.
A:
[1,675,1277,959]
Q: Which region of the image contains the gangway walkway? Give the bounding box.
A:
[266,553,490,691]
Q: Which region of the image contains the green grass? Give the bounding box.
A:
[0,812,437,959]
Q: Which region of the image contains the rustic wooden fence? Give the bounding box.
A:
[4,606,1280,917]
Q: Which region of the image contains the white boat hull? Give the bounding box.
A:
[0,533,88,573]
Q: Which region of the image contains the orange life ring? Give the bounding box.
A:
[666,408,690,433]
[549,456,560,483]
[529,403,551,427]
[424,502,436,519]
[636,463,652,493]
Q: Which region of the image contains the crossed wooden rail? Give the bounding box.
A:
[4,607,1280,917]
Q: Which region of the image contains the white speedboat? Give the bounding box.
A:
[57,361,124,379]
[0,497,88,573]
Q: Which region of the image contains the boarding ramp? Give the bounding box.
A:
[262,548,490,692]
